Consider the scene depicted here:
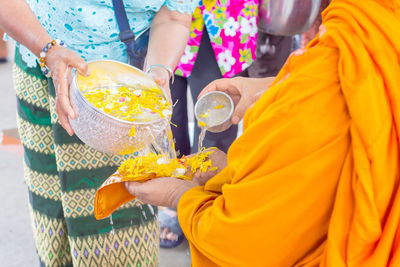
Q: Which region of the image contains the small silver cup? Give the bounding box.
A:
[194,91,234,133]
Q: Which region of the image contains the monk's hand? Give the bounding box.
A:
[192,148,227,186]
[199,76,275,124]
[124,178,196,209]
[45,46,90,136]
[147,67,172,104]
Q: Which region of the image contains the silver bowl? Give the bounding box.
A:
[69,60,170,155]
[194,91,234,133]
[258,0,322,36]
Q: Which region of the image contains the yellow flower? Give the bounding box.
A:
[117,149,217,182]
[239,49,252,63]
[243,4,253,17]
[213,6,227,19]
[253,4,259,16]
[203,0,217,11]
[129,126,136,137]
[82,85,170,122]
[191,7,204,33]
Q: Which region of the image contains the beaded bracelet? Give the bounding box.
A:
[39,39,65,78]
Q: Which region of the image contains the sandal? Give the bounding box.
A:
[158,207,185,248]
[0,58,7,64]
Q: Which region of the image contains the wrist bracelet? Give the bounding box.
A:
[38,39,65,78]
[146,64,175,84]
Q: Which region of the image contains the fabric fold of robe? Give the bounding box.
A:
[177,0,400,266]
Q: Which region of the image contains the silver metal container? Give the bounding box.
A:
[194,91,234,133]
[258,0,322,36]
[69,60,170,155]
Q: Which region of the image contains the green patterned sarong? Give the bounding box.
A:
[13,47,159,267]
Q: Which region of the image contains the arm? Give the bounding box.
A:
[0,28,8,59]
[0,0,89,136]
[145,6,191,100]
[0,0,52,57]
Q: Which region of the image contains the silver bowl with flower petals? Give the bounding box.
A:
[69,60,170,155]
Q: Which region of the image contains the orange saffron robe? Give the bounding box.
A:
[177,0,400,266]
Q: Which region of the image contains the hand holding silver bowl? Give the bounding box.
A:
[69,60,170,155]
[194,91,234,133]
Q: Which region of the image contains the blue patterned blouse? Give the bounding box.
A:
[18,0,196,68]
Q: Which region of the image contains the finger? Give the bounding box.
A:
[161,84,172,105]
[56,68,76,120]
[198,81,218,98]
[232,98,249,124]
[147,68,169,86]
[198,78,239,99]
[204,147,217,153]
[56,100,74,136]
[185,152,198,159]
[124,181,139,196]
[153,75,167,87]
[54,70,76,135]
[147,70,172,104]
[192,172,201,183]
[68,52,90,76]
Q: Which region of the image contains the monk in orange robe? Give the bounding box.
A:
[125,0,400,266]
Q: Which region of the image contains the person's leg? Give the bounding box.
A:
[30,56,158,265]
[48,85,159,265]
[13,47,72,267]
[158,206,185,248]
[15,45,160,266]
[188,29,238,153]
[170,75,190,157]
[0,28,8,61]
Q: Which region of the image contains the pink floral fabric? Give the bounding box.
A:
[175,0,259,78]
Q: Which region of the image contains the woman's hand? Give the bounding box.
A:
[192,148,227,186]
[124,178,196,209]
[199,76,275,124]
[147,67,172,102]
[45,46,90,136]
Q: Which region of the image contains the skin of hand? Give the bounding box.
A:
[0,28,7,59]
[124,178,197,209]
[147,67,172,103]
[45,46,90,136]
[124,149,227,208]
[199,76,276,124]
[191,148,227,186]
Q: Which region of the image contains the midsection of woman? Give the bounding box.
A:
[19,0,193,65]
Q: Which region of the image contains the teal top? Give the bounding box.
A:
[18,0,196,68]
